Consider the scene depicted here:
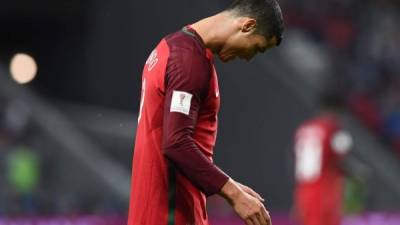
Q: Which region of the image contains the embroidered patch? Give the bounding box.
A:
[170,91,192,115]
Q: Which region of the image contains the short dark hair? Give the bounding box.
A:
[226,0,284,45]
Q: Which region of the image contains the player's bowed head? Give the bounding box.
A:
[191,0,284,62]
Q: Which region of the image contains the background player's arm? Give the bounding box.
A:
[331,130,370,181]
[162,48,271,225]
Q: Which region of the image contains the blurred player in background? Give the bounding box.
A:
[293,92,353,225]
[128,0,284,225]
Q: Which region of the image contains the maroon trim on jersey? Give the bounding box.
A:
[182,26,206,47]
[162,30,229,197]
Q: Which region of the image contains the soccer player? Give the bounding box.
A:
[293,93,353,225]
[128,1,284,225]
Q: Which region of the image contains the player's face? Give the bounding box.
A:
[219,34,277,62]
[218,19,278,62]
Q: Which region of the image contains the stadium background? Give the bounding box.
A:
[0,0,400,224]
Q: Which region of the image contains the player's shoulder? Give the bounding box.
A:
[299,115,342,140]
[297,117,326,136]
[164,29,208,60]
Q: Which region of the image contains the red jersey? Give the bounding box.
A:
[128,27,229,225]
[293,114,353,225]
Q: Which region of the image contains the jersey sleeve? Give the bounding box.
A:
[162,47,229,196]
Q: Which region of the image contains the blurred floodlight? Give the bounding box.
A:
[9,53,38,84]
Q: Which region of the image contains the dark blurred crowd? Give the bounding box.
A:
[281,0,400,156]
[0,97,124,216]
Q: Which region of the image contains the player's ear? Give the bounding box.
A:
[241,18,257,33]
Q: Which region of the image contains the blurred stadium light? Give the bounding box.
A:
[9,53,37,85]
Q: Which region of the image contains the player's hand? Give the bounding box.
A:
[220,179,272,225]
[236,181,265,202]
[233,191,271,225]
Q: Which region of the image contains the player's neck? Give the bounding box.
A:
[191,12,235,54]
